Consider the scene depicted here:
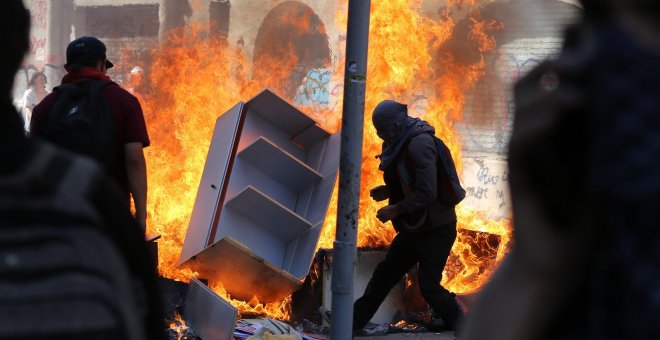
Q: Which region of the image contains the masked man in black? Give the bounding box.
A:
[352,100,464,332]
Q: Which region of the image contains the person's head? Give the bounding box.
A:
[0,0,30,103]
[28,71,47,89]
[372,100,408,143]
[64,36,114,73]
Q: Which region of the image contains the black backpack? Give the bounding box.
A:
[401,133,466,206]
[433,135,466,206]
[0,143,147,339]
[44,80,115,173]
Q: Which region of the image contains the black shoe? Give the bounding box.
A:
[354,323,389,336]
[301,318,329,335]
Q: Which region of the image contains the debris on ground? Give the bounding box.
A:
[234,318,326,340]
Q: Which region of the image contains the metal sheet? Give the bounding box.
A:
[184,278,237,340]
[225,186,313,242]
[179,102,244,264]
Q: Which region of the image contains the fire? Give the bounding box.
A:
[319,0,509,294]
[128,0,509,319]
[208,282,291,320]
[168,312,189,340]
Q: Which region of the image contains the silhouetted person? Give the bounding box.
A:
[462,1,660,339]
[0,1,164,338]
[352,100,465,332]
[20,71,49,132]
[31,36,150,231]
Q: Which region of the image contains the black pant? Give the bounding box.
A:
[353,223,460,329]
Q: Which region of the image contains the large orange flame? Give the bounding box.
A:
[319,0,510,294]
[129,0,510,319]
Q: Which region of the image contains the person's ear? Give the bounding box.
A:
[97,59,107,73]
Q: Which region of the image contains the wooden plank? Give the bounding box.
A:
[184,278,237,340]
[189,237,302,303]
[238,137,322,193]
[225,186,312,242]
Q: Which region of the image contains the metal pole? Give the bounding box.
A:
[330,0,370,339]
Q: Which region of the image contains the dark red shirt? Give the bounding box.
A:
[31,69,150,195]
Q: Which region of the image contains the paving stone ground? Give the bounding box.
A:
[354,331,455,340]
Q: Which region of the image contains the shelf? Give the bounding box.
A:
[225,186,313,241]
[189,238,301,303]
[238,137,322,192]
[293,124,330,149]
[246,89,316,137]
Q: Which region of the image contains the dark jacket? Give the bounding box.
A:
[385,131,457,233]
[31,68,150,196]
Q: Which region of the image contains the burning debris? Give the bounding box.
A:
[125,0,511,329]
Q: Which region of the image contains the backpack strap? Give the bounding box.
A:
[433,136,466,205]
[396,133,466,206]
[86,80,115,171]
[397,138,416,192]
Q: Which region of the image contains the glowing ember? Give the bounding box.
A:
[128,0,510,319]
[168,312,189,340]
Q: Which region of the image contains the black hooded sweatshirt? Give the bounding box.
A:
[381,120,457,233]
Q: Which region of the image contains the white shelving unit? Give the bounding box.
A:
[179,89,340,302]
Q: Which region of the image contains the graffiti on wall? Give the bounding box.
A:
[460,157,510,219]
[26,0,49,64]
[295,68,331,110]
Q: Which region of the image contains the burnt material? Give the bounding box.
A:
[159,277,189,322]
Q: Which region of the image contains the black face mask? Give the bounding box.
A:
[372,100,408,143]
[375,120,404,144]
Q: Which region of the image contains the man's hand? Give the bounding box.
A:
[370,185,389,202]
[376,205,399,223]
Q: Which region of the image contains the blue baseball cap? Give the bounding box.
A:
[65,36,114,69]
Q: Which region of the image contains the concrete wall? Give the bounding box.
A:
[14,0,51,105]
[455,0,580,218]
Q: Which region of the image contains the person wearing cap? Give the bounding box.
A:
[31,36,150,231]
[0,2,164,338]
[350,100,463,333]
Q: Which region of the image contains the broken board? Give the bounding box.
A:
[184,278,237,340]
[189,237,301,303]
